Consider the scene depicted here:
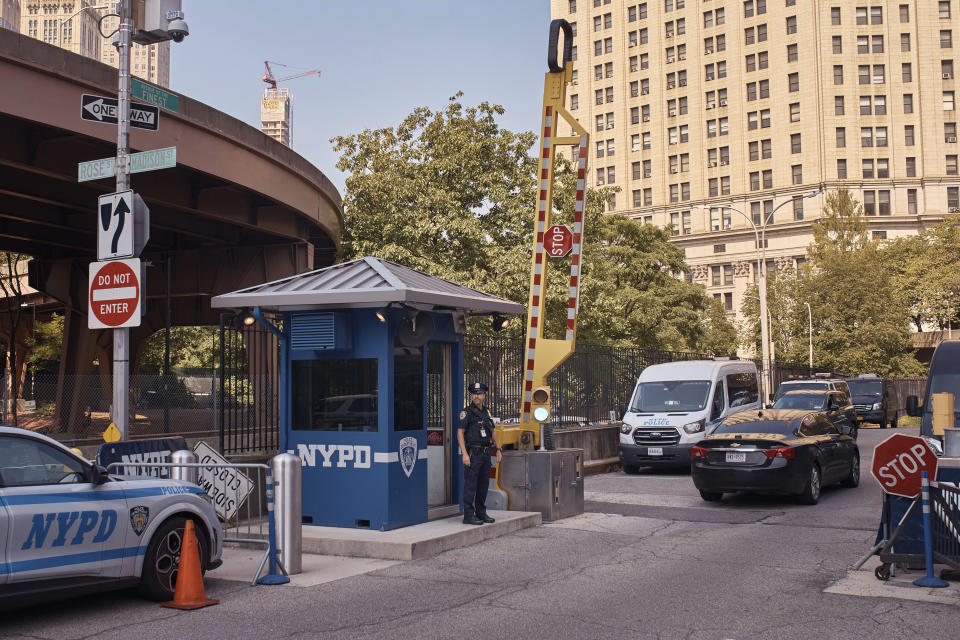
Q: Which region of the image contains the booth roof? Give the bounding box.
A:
[210,257,525,315]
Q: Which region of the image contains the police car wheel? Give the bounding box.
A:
[138,516,209,601]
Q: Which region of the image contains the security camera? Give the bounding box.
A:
[166,17,188,42]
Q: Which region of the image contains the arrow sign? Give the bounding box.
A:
[97,191,150,260]
[81,94,159,131]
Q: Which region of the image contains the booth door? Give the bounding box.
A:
[427,343,453,507]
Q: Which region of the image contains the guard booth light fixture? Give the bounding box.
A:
[531,386,551,423]
[491,313,509,332]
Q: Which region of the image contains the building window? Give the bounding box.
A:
[837,159,847,178]
[873,230,887,240]
[945,60,955,78]
[787,43,798,62]
[908,188,917,213]
[945,91,956,111]
[857,7,868,25]
[832,36,842,54]
[793,195,804,220]
[877,158,889,178]
[873,65,885,84]
[789,102,800,122]
[569,0,576,11]
[607,194,617,211]
[902,63,912,83]
[859,65,870,85]
[633,190,643,207]
[644,188,653,205]
[596,168,605,185]
[714,243,727,254]
[792,164,803,184]
[834,65,844,85]
[871,6,883,24]
[948,155,959,175]
[712,266,721,286]
[950,187,960,210]
[878,190,891,215]
[900,4,910,22]
[901,33,911,52]
[905,125,914,146]
[786,15,797,34]
[724,264,734,285]
[788,72,799,92]
[763,169,773,188]
[941,1,952,19]
[864,190,876,215]
[832,7,841,25]
[861,127,873,147]
[876,127,888,147]
[862,160,874,179]
[904,93,914,113]
[906,157,916,177]
[791,133,801,153]
[943,30,954,49]
[750,171,760,190]
[837,127,846,147]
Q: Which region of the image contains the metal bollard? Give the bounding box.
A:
[913,471,949,588]
[171,450,197,484]
[272,453,302,575]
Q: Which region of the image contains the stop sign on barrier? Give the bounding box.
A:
[543,224,573,258]
[871,433,938,498]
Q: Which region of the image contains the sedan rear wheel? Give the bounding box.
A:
[797,463,822,505]
[699,490,723,502]
[842,453,860,488]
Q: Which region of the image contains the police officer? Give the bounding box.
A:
[457,382,502,525]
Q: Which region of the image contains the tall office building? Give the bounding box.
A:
[18,1,169,88]
[551,0,958,329]
[1,0,20,32]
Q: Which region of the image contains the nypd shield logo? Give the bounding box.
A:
[399,436,418,478]
[130,505,149,536]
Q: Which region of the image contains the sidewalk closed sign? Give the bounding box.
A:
[194,441,254,521]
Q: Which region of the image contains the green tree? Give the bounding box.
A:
[333,96,736,352]
[741,189,921,375]
[27,312,64,372]
[139,326,218,373]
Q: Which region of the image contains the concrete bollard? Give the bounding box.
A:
[271,453,302,575]
[171,450,197,484]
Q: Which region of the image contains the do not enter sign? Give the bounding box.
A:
[870,433,938,498]
[89,259,142,329]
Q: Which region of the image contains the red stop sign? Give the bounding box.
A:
[543,224,573,258]
[871,433,938,498]
[89,259,141,329]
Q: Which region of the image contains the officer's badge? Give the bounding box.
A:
[130,506,149,536]
[399,436,418,478]
[459,410,467,420]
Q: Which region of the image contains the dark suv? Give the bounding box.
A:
[845,375,897,429]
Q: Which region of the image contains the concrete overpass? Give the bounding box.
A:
[0,29,342,429]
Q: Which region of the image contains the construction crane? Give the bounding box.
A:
[259,61,321,148]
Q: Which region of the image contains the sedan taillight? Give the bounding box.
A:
[691,445,710,458]
[762,446,795,459]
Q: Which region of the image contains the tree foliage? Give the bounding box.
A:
[739,188,923,376]
[333,96,736,353]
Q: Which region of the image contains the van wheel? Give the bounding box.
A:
[622,464,640,475]
[699,490,723,502]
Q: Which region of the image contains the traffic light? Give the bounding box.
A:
[531,386,551,423]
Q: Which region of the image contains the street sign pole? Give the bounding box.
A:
[114,0,132,440]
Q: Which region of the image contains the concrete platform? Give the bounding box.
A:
[299,510,541,561]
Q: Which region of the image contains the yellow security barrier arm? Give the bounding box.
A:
[497,19,589,449]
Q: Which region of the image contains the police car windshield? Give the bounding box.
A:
[772,394,824,410]
[775,381,828,398]
[629,380,712,413]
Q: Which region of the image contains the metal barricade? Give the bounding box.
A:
[931,482,960,567]
[107,458,290,585]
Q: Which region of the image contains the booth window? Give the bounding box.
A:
[394,348,424,431]
[292,359,378,431]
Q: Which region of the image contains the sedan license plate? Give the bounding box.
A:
[725,452,747,463]
[647,447,663,456]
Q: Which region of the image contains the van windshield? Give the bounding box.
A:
[846,379,882,396]
[629,380,712,413]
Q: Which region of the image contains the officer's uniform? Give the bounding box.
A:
[459,382,496,523]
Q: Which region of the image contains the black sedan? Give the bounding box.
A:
[771,390,858,439]
[691,409,859,505]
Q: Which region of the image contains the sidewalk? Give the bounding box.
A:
[826,565,960,606]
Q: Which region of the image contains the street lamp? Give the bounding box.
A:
[804,301,813,369]
[59,3,111,50]
[698,189,819,404]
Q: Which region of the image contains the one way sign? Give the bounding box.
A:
[81,94,159,131]
[98,190,150,260]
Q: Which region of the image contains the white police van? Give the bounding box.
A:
[0,427,223,609]
[618,359,761,472]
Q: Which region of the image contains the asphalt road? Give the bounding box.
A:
[3,426,959,640]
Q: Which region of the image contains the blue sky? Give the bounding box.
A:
[172,1,551,196]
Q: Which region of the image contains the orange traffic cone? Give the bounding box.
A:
[161,520,219,610]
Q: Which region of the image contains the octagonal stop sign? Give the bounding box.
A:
[543,224,573,258]
[871,433,938,498]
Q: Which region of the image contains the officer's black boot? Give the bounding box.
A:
[478,513,495,523]
[463,513,484,525]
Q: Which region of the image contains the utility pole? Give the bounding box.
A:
[113,0,133,439]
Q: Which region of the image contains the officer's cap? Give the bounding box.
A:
[469,382,488,394]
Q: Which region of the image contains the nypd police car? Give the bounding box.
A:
[0,427,223,609]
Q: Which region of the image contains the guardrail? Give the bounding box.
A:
[107,455,297,585]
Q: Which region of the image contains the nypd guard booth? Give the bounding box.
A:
[211,258,522,530]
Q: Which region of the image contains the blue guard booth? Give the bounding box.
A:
[211,257,522,530]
